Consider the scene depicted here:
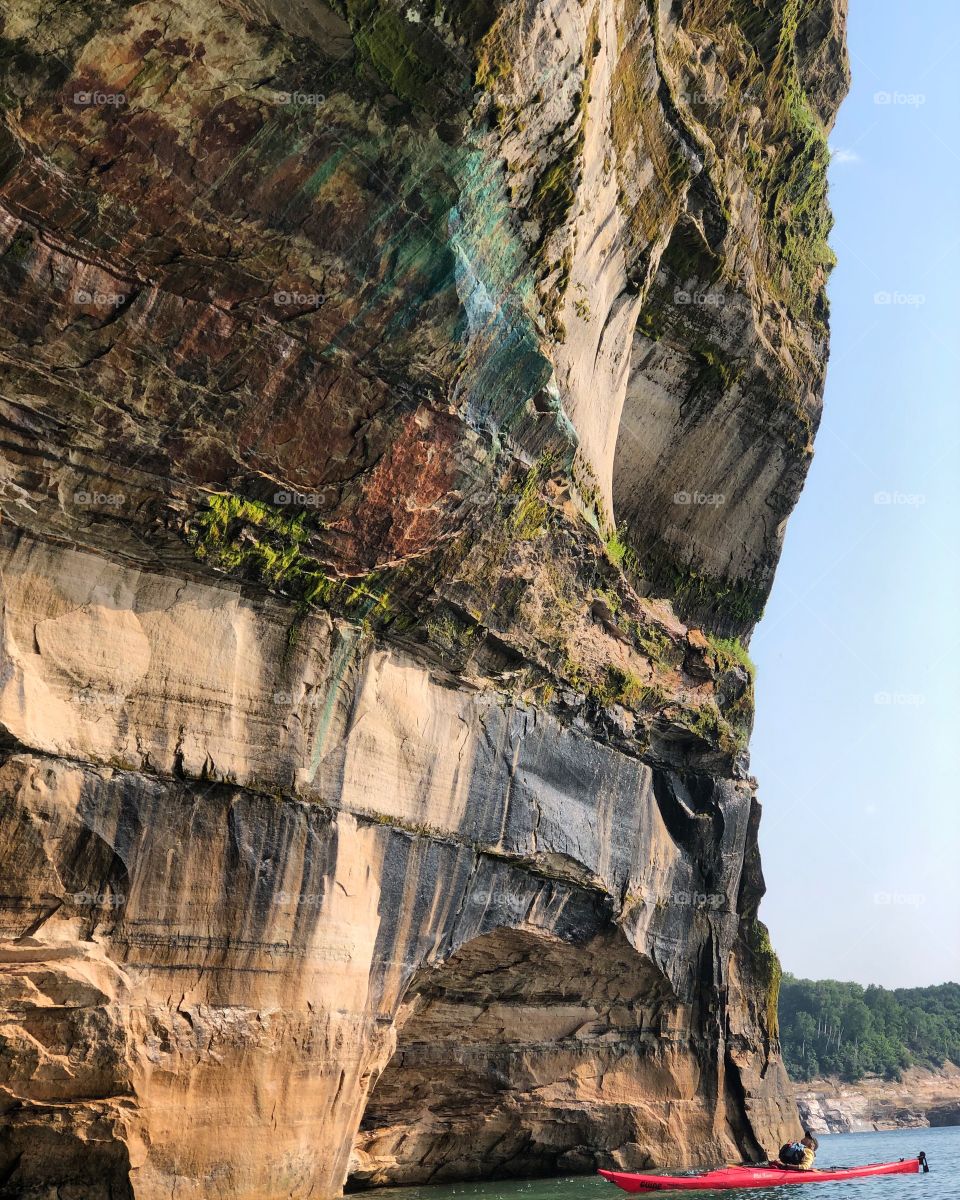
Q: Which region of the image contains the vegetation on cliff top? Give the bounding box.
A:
[734,0,837,321]
[780,976,960,1083]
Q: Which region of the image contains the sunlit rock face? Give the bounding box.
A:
[0,0,846,1196]
[796,1066,960,1135]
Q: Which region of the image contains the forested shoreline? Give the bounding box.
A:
[780,976,960,1082]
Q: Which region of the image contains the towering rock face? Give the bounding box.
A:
[0,1,847,1197]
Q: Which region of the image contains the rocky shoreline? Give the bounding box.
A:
[795,1066,960,1134]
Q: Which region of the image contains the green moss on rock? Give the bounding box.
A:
[735,0,837,320]
[746,918,784,1038]
[658,556,768,632]
[186,493,399,626]
[706,634,756,680]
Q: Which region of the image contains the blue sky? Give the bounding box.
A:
[751,0,960,988]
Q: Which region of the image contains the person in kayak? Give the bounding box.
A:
[778,1132,819,1170]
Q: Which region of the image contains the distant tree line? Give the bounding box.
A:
[778,975,960,1082]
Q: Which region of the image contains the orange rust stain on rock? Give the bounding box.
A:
[339,408,459,567]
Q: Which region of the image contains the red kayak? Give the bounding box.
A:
[599,1153,929,1193]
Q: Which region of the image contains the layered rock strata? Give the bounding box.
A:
[0,0,847,1196]
[796,1067,960,1135]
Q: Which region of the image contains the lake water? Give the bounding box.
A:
[366,1126,958,1200]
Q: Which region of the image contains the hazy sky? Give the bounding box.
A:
[751,0,960,988]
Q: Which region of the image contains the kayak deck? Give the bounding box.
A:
[599,1156,925,1193]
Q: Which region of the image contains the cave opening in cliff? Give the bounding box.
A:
[347,924,684,1188]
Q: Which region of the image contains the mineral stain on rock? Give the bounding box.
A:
[0,0,848,1197]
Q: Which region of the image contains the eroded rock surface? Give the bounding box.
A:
[796,1066,960,1134]
[0,0,847,1196]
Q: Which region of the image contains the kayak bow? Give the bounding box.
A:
[599,1152,929,1193]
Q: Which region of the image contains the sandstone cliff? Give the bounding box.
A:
[796,1067,960,1135]
[0,1,848,1196]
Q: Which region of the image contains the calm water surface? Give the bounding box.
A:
[367,1127,958,1200]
